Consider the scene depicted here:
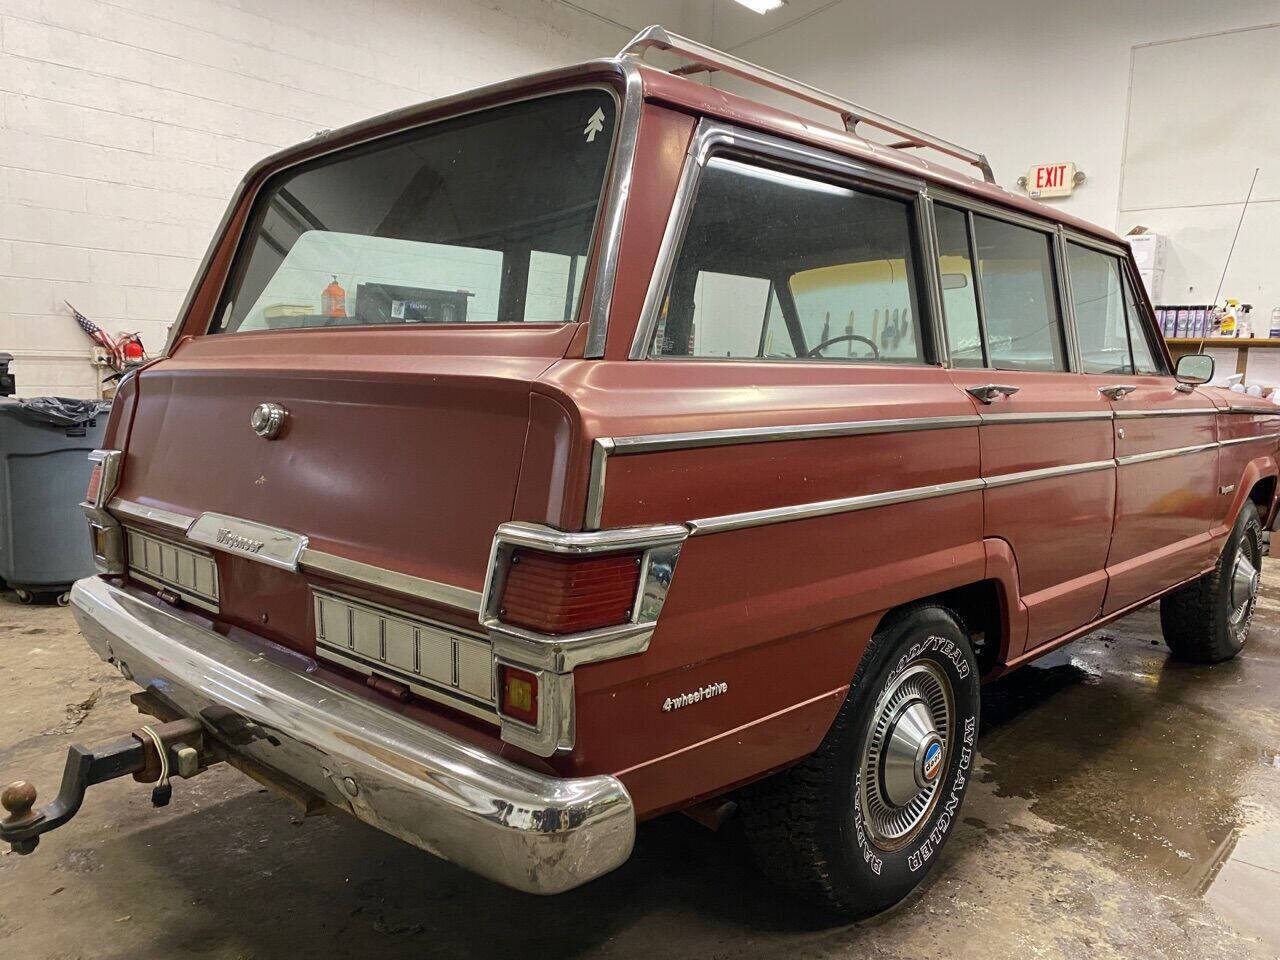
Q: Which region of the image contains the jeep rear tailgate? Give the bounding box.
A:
[117,324,575,601]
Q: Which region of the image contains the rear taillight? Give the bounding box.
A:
[84,449,122,509]
[82,449,125,574]
[498,549,641,635]
[86,461,103,504]
[481,521,688,757]
[498,664,539,726]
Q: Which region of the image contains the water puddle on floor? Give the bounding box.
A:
[976,609,1280,952]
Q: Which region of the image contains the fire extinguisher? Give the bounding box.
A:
[321,276,346,318]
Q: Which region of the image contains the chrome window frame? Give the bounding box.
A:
[627,118,937,364]
[182,64,641,356]
[927,187,1075,374]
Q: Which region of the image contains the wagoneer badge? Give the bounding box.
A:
[215,527,265,555]
[250,402,287,439]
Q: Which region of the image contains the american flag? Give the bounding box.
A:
[66,300,126,371]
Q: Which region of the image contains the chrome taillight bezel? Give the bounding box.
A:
[480,521,687,756]
[82,449,125,574]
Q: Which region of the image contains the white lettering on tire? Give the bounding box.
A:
[908,714,976,873]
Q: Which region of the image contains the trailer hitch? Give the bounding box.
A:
[1,717,207,854]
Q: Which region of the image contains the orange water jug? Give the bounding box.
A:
[321,276,346,318]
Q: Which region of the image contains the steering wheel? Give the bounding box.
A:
[806,334,880,359]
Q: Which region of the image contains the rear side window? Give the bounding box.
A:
[212,90,616,334]
[1066,243,1132,374]
[650,157,924,364]
[972,216,1067,372]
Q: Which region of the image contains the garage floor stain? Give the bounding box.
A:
[0,574,1277,960]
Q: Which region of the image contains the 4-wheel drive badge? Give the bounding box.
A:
[250,402,287,439]
[662,681,727,712]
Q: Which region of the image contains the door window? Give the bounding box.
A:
[972,215,1067,372]
[1121,269,1165,374]
[650,156,924,364]
[1066,243,1132,375]
[935,205,983,367]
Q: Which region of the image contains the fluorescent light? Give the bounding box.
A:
[732,0,786,13]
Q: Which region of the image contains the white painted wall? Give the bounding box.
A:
[0,0,688,397]
[714,0,1280,308]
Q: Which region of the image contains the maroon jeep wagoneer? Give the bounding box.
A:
[5,27,1277,918]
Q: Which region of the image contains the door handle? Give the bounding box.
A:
[965,383,1020,404]
[1099,384,1137,400]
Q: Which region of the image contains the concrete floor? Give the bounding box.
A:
[1,578,1278,960]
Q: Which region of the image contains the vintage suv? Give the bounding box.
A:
[4,27,1278,918]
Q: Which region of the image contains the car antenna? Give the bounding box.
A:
[1199,166,1260,355]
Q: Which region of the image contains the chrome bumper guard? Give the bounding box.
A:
[69,576,635,895]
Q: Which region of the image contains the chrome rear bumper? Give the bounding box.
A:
[69,577,635,894]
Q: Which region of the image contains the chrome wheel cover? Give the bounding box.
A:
[858,661,954,850]
[1229,538,1261,627]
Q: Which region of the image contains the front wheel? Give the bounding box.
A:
[739,605,980,919]
[1160,501,1262,664]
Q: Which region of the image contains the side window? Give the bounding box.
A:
[650,156,924,364]
[1066,243,1132,375]
[1121,269,1164,375]
[972,215,1067,372]
[934,205,983,367]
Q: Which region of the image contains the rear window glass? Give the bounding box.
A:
[212,89,616,334]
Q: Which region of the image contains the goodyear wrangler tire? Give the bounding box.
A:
[739,604,980,919]
[1160,500,1262,664]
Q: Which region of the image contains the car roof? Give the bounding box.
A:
[246,57,1125,250]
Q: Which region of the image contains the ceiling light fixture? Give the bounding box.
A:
[731,0,786,13]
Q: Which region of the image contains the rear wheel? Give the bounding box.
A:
[739,605,980,918]
[1160,501,1262,663]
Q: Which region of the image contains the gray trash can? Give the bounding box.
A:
[0,397,112,603]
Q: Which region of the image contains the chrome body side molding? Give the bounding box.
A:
[108,498,194,534]
[1116,442,1220,467]
[1219,432,1280,447]
[70,577,634,895]
[300,551,483,613]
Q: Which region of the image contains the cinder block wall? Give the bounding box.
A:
[0,0,651,397]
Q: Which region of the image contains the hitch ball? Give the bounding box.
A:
[2,781,40,854]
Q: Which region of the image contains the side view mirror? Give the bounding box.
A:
[1175,353,1214,387]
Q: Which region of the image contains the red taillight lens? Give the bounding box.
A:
[499,665,539,725]
[499,549,641,634]
[86,462,103,505]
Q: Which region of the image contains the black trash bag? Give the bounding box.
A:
[0,396,112,427]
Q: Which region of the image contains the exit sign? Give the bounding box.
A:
[1023,162,1079,199]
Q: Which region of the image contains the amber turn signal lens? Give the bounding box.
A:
[86,462,103,505]
[499,665,539,725]
[498,549,642,635]
[91,525,110,558]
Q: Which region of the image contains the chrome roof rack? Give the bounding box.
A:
[619,25,995,184]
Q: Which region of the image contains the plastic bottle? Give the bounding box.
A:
[321,276,347,318]
[1220,299,1240,337]
[1269,306,1280,339]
